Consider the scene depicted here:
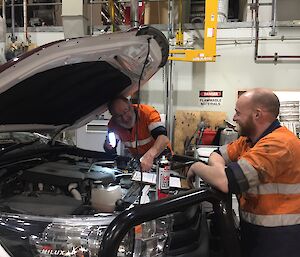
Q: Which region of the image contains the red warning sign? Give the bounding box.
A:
[199,91,223,97]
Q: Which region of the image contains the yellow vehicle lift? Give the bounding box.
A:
[169,0,218,62]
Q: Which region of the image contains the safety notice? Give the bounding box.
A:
[199,90,223,106]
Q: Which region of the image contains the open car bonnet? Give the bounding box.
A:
[0,26,169,134]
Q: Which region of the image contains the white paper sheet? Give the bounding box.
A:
[132,172,182,189]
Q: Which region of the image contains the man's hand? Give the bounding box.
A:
[140,154,154,172]
[186,165,196,188]
[186,161,229,193]
[139,134,169,172]
[103,135,118,154]
[104,139,114,150]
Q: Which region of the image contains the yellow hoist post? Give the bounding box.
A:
[175,0,184,46]
[169,0,218,62]
[108,0,116,32]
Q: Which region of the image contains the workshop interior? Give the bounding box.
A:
[0,0,300,257]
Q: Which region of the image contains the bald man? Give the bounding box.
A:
[187,88,300,257]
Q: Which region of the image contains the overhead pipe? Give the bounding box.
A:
[168,0,175,143]
[2,0,5,20]
[0,7,6,64]
[11,0,16,42]
[168,0,175,39]
[254,0,259,61]
[165,0,175,143]
[130,0,139,27]
[166,60,174,144]
[7,0,216,5]
[218,0,229,22]
[6,2,62,7]
[254,0,300,63]
[91,0,174,3]
[90,0,93,35]
[23,0,29,44]
[269,0,277,36]
[215,36,300,47]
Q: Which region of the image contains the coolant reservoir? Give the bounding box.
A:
[91,181,122,213]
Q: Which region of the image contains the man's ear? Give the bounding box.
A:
[254,108,262,119]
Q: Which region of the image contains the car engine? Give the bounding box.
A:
[0,147,142,257]
[0,151,132,216]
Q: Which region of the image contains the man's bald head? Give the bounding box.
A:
[234,88,280,141]
[241,88,280,119]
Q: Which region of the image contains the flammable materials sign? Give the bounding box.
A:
[199,90,223,106]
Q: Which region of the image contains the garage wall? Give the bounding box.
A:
[240,0,300,22]
[12,31,64,46]
[11,26,300,124]
[277,0,300,21]
[141,26,300,123]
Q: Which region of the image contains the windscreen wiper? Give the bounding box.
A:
[0,138,40,157]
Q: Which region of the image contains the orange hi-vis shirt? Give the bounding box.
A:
[108,104,171,156]
[219,120,300,227]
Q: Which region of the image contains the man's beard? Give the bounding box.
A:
[237,116,256,138]
[119,109,136,129]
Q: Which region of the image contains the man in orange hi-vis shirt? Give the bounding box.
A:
[104,96,172,172]
[187,88,300,257]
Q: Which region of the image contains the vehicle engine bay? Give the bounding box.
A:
[0,144,239,257]
[0,145,144,257]
[0,148,135,216]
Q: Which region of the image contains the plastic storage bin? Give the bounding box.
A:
[199,129,217,145]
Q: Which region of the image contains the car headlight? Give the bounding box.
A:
[30,223,107,256]
[0,214,134,257]
[30,222,134,257]
[132,216,171,257]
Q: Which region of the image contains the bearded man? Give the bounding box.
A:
[104,96,172,172]
[187,88,300,257]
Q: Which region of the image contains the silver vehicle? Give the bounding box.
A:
[0,26,169,257]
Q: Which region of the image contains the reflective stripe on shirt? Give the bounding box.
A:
[219,144,230,163]
[148,121,165,131]
[240,210,300,227]
[123,136,153,148]
[238,158,260,188]
[247,183,300,195]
